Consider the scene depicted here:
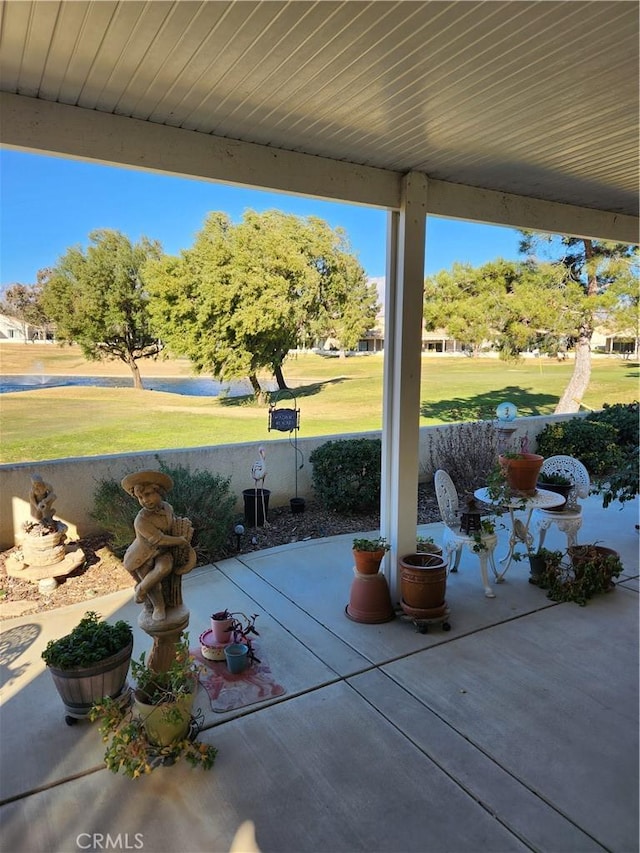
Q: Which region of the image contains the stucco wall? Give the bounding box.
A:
[0,415,580,550]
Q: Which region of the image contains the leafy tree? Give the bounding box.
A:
[41,230,163,389]
[0,274,51,340]
[423,258,580,359]
[519,232,638,412]
[145,210,377,394]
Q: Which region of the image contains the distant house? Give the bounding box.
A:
[0,313,32,342]
[0,313,52,342]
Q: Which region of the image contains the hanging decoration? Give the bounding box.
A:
[268,391,304,512]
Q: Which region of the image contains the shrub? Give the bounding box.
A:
[91,459,236,563]
[309,438,381,514]
[42,611,132,670]
[427,420,499,497]
[587,401,639,447]
[535,418,621,475]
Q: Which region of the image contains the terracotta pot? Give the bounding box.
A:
[399,553,447,610]
[499,453,544,495]
[346,571,395,623]
[568,545,620,582]
[352,548,386,575]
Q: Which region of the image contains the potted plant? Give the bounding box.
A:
[90,635,218,778]
[536,472,572,511]
[210,609,234,643]
[227,612,260,663]
[41,611,133,725]
[352,536,389,575]
[516,546,563,585]
[534,542,623,605]
[498,450,544,495]
[416,535,443,556]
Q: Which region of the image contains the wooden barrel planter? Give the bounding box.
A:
[47,639,133,721]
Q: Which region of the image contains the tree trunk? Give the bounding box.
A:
[555,238,597,415]
[273,364,288,390]
[248,373,262,396]
[126,354,144,390]
[554,335,591,413]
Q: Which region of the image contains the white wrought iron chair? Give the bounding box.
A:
[533,455,590,550]
[434,469,498,598]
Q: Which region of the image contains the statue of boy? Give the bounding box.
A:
[29,474,57,524]
[121,471,196,622]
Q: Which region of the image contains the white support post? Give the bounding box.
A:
[380,172,427,602]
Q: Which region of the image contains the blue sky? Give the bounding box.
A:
[0,149,523,289]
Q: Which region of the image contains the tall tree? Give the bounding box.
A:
[41,230,163,389]
[145,210,377,394]
[519,233,638,412]
[0,275,50,341]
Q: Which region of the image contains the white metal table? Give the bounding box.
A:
[473,487,566,581]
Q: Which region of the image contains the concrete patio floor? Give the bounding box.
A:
[1,494,638,853]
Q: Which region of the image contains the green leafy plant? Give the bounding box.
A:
[310,438,382,514]
[90,635,217,778]
[90,458,236,562]
[537,472,571,486]
[471,519,496,553]
[42,611,132,670]
[416,535,440,553]
[593,447,639,508]
[352,536,389,552]
[535,543,623,606]
[535,418,621,475]
[227,612,260,663]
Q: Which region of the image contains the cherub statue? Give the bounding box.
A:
[29,474,56,524]
[121,470,197,622]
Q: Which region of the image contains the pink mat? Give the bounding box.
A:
[191,645,286,713]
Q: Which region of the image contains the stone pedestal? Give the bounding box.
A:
[6,522,85,592]
[139,605,190,672]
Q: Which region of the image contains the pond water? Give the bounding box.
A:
[0,374,277,397]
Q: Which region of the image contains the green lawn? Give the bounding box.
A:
[1,353,637,463]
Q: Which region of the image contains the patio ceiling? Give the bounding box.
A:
[1,0,638,230]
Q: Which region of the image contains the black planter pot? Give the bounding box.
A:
[537,480,572,512]
[243,488,271,527]
[528,552,547,584]
[290,497,306,514]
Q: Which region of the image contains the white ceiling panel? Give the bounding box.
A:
[0,0,637,217]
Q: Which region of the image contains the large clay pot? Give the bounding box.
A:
[346,571,395,623]
[352,549,386,575]
[47,640,133,721]
[399,553,447,611]
[499,453,544,495]
[568,545,620,584]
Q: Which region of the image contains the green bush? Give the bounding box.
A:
[309,438,381,514]
[91,459,236,563]
[586,401,639,447]
[535,417,622,475]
